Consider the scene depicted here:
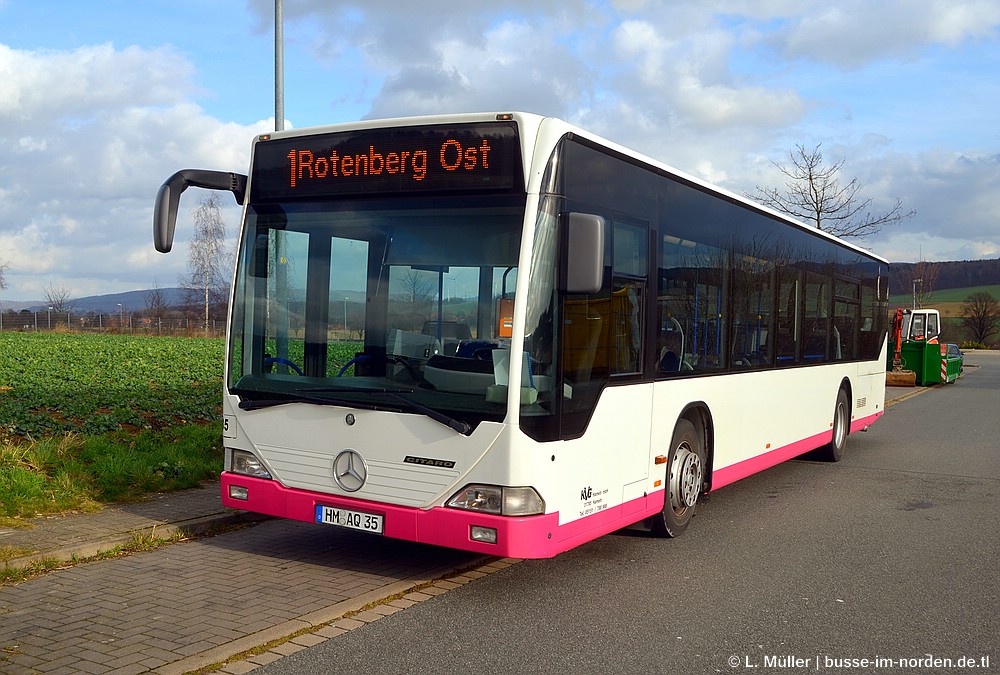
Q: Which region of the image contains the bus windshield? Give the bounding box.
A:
[228,195,524,431]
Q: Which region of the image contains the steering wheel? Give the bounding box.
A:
[337,354,371,377]
[264,356,304,376]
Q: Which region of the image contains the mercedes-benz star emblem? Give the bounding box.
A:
[332,449,367,492]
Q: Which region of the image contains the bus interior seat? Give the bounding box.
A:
[422,320,472,356]
[563,306,603,390]
[456,340,497,359]
[658,327,683,373]
[658,347,680,373]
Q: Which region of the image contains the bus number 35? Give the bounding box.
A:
[345,512,380,530]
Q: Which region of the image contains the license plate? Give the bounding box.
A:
[315,504,384,534]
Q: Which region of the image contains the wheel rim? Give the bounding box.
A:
[670,442,703,513]
[833,400,847,449]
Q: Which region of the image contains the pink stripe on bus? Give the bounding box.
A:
[221,409,882,559]
[712,410,883,490]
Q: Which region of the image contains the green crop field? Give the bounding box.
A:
[888,284,1000,315]
[0,332,225,439]
[0,333,231,521]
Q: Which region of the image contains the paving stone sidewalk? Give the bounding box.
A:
[0,484,491,674]
[0,482,261,570]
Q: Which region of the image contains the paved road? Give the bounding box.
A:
[256,352,1000,674]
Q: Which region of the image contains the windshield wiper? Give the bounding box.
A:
[237,386,408,411]
[376,392,471,435]
[302,385,415,395]
[238,392,376,411]
[237,387,471,434]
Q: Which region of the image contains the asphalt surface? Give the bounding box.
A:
[253,352,1000,674]
[0,356,990,674]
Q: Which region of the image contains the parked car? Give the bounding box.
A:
[947,343,964,376]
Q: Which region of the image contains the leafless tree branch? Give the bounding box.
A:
[747,144,915,240]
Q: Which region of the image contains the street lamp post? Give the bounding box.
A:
[117,303,124,331]
[343,297,348,338]
[912,278,923,310]
[47,306,52,330]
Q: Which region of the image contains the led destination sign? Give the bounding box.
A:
[251,122,522,201]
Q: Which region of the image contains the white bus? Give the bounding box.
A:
[153,112,889,558]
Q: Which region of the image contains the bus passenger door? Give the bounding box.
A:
[609,217,653,503]
[559,213,652,501]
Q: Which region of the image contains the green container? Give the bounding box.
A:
[896,341,960,385]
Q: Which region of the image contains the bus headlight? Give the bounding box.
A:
[447,485,544,516]
[231,449,271,479]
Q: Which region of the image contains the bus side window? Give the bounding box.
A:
[775,271,799,363]
[611,219,647,375]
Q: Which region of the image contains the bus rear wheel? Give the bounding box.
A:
[820,388,850,462]
[652,418,704,538]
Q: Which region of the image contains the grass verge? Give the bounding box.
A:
[0,422,223,523]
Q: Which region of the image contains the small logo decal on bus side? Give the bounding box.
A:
[403,456,456,469]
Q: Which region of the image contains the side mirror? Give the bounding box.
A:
[153,170,247,253]
[564,212,605,294]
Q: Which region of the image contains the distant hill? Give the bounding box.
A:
[4,258,998,315]
[888,259,1000,294]
[15,288,188,314]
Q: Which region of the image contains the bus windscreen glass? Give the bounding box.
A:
[250,122,523,201]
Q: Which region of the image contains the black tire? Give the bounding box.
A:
[651,418,705,538]
[820,388,850,462]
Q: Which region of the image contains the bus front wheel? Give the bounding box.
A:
[652,418,704,538]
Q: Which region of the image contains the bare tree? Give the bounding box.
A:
[396,269,435,331]
[180,194,230,332]
[145,279,171,317]
[960,291,1000,345]
[44,283,75,312]
[911,259,940,308]
[747,144,915,240]
[399,269,434,304]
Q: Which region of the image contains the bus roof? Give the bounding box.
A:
[255,111,889,265]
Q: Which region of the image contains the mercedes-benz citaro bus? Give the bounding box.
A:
[153,112,889,558]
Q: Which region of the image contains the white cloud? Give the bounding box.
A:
[0,43,192,128]
[769,0,1000,67]
[0,43,269,302]
[3,1,1000,302]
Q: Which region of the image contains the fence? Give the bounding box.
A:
[0,311,226,337]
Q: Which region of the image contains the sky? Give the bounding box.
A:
[1,0,999,303]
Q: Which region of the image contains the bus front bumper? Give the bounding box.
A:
[221,472,573,558]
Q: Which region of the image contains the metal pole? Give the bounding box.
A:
[275,0,284,132]
[273,0,289,370]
